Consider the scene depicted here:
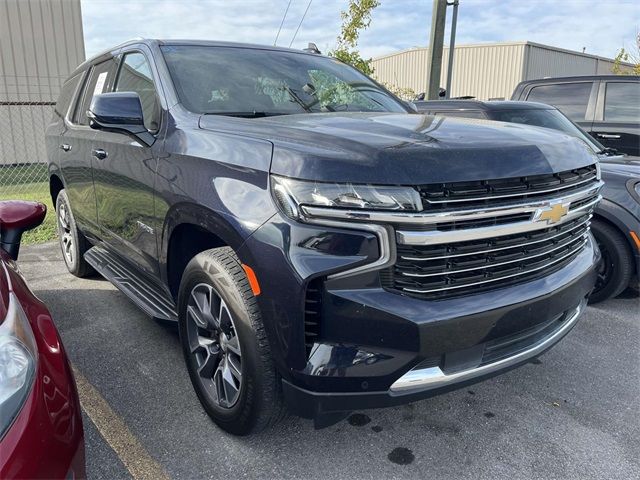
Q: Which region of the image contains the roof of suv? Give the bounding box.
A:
[77,38,322,74]
[414,100,556,111]
[516,75,640,85]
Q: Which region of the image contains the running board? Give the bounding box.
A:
[84,246,178,322]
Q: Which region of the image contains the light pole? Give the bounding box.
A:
[444,0,459,99]
[425,0,448,100]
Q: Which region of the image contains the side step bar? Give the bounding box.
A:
[84,246,178,322]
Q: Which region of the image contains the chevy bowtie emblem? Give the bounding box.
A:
[535,203,570,225]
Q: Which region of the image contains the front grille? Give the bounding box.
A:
[385,213,593,300]
[418,165,598,211]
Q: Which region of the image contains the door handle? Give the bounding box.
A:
[596,133,621,139]
[59,143,72,152]
[92,148,108,160]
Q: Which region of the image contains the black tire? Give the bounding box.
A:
[178,247,286,435]
[589,219,634,304]
[55,189,95,278]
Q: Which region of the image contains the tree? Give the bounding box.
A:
[329,0,380,76]
[612,32,640,75]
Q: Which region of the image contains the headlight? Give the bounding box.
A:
[271,175,423,220]
[0,293,37,438]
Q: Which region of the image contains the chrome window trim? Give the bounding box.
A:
[389,300,586,395]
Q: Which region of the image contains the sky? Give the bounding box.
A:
[81,0,639,61]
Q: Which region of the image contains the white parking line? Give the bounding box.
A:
[72,366,170,480]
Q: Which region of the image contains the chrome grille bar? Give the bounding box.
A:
[400,215,591,261]
[401,231,588,278]
[301,181,602,227]
[396,196,600,246]
[402,238,588,294]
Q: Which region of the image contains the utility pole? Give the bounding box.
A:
[425,0,447,100]
[444,0,459,99]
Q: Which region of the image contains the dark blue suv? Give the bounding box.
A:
[46,39,601,434]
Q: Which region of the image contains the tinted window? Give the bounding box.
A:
[604,82,640,122]
[526,82,592,121]
[430,110,486,119]
[74,60,115,125]
[55,72,82,118]
[490,108,602,152]
[115,52,160,132]
[161,45,406,115]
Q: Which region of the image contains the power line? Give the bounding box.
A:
[288,0,312,48]
[274,0,293,46]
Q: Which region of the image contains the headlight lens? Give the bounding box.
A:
[0,293,37,438]
[271,175,423,220]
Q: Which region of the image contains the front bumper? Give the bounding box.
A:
[239,213,599,418]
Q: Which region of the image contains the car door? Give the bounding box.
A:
[524,81,597,133]
[90,48,163,276]
[590,80,640,156]
[59,59,118,239]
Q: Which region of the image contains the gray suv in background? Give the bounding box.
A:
[511,75,640,156]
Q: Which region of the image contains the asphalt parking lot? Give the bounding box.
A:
[20,242,640,480]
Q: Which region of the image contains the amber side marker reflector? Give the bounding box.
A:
[242,264,261,296]
[630,231,640,251]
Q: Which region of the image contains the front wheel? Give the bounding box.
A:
[178,247,286,435]
[589,219,633,304]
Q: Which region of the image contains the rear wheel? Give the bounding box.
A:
[55,189,95,277]
[178,247,286,435]
[589,219,633,304]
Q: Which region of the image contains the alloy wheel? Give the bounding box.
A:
[594,242,612,294]
[186,283,243,409]
[57,203,74,265]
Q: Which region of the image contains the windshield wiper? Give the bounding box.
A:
[282,85,313,112]
[203,111,285,118]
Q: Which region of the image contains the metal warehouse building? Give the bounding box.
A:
[0,0,85,166]
[371,41,631,100]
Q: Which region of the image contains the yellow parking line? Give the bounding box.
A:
[72,366,170,480]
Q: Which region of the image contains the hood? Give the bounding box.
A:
[199,112,599,184]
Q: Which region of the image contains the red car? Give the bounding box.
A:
[0,201,85,479]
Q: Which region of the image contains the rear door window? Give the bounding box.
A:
[526,82,593,121]
[604,82,640,122]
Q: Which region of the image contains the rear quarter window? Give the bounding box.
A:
[54,72,83,118]
[526,82,593,121]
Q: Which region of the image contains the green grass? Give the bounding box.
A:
[0,182,57,245]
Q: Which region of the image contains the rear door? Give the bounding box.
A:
[90,48,164,275]
[59,59,118,239]
[524,81,597,133]
[591,80,640,156]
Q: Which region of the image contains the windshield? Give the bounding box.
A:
[161,45,407,116]
[490,108,605,153]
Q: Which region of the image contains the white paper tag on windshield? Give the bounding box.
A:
[93,72,108,95]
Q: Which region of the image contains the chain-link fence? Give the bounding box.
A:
[1,100,54,195]
[0,100,58,242]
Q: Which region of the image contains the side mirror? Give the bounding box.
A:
[404,101,419,113]
[0,201,47,260]
[88,92,155,146]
